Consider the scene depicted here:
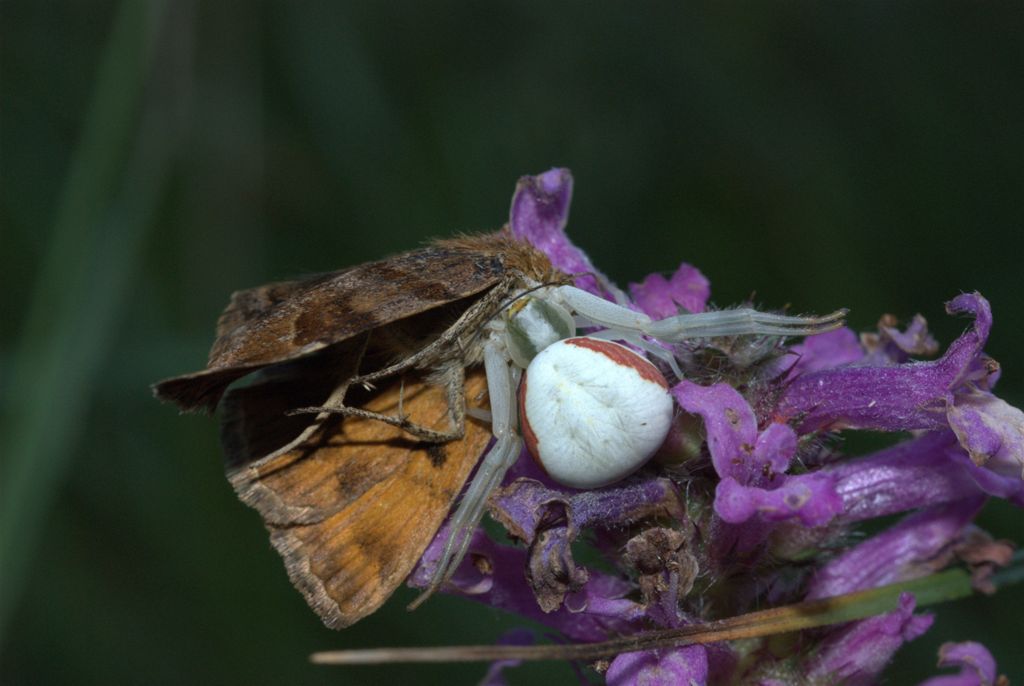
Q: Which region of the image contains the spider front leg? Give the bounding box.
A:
[554,285,847,341]
[408,337,522,608]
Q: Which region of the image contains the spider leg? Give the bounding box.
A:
[351,277,516,386]
[554,285,846,341]
[585,328,684,379]
[644,307,848,339]
[409,337,522,608]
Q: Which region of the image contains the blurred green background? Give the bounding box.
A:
[2,1,1022,683]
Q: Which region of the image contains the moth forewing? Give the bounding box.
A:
[153,230,562,628]
[235,369,493,629]
[152,231,554,413]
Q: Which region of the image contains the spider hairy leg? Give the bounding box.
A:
[554,285,847,340]
[409,338,522,608]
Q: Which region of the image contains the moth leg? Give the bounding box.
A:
[554,285,847,340]
[350,280,514,387]
[293,282,513,440]
[409,337,522,608]
[262,377,355,460]
[253,333,373,461]
[289,375,466,444]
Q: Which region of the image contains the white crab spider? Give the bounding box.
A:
[411,282,845,602]
[520,336,675,489]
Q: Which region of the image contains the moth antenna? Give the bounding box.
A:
[469,277,581,346]
[495,279,574,317]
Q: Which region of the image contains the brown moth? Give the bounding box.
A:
[154,230,564,629]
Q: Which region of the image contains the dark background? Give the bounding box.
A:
[2,2,1022,684]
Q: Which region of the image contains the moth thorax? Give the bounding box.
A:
[505,296,576,369]
[519,337,674,489]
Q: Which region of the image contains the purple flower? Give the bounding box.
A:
[806,593,934,685]
[606,646,708,686]
[805,498,985,600]
[410,170,1021,684]
[948,391,1024,480]
[629,263,710,319]
[410,524,642,643]
[478,629,535,686]
[826,431,990,522]
[857,312,941,366]
[777,293,997,437]
[510,168,615,299]
[784,326,863,378]
[672,380,843,528]
[488,476,680,612]
[919,642,1002,686]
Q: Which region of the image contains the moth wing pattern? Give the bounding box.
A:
[152,231,562,628]
[212,274,341,345]
[153,236,516,413]
[224,366,492,628]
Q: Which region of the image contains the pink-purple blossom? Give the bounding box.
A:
[919,642,1001,686]
[606,646,708,686]
[409,169,1020,685]
[806,593,935,685]
[629,264,710,318]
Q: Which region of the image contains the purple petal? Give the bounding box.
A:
[948,390,1024,478]
[564,573,646,623]
[674,380,802,485]
[828,431,1023,519]
[828,432,983,521]
[674,380,843,527]
[673,380,762,483]
[880,314,940,358]
[753,422,799,475]
[805,497,985,600]
[606,646,709,686]
[861,313,940,365]
[777,293,994,434]
[627,274,677,321]
[629,262,710,319]
[707,516,777,558]
[807,593,933,685]
[490,477,679,545]
[410,526,641,642]
[785,327,865,378]
[714,472,843,527]
[919,641,1000,686]
[487,477,679,612]
[477,629,534,686]
[945,446,1024,506]
[509,168,612,298]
